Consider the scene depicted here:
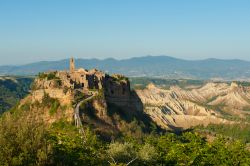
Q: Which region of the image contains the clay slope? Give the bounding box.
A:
[136,82,250,130]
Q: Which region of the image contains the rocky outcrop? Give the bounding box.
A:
[135,82,249,130]
[32,58,131,108]
[27,59,133,131]
[104,74,131,106]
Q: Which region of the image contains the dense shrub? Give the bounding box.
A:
[1,110,250,166]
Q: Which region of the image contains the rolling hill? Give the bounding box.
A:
[1,56,250,80]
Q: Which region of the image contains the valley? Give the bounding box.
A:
[0,76,33,114]
[1,59,250,165]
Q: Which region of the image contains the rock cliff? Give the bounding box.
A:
[20,61,154,138]
[136,82,250,130]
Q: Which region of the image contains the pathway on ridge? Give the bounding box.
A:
[74,91,96,142]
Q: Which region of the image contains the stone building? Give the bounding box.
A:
[56,58,106,90]
[70,58,75,73]
[34,58,131,106]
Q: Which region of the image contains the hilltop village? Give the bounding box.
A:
[32,58,131,106]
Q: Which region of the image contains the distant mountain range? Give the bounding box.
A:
[1,56,250,80]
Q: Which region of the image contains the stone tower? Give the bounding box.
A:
[70,58,75,73]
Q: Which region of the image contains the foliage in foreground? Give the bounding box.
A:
[195,123,250,143]
[1,110,250,166]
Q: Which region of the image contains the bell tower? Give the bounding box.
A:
[70,57,75,73]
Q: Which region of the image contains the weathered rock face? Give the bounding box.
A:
[19,94,74,125]
[31,89,72,105]
[104,74,131,106]
[135,82,250,130]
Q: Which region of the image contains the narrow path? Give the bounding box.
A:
[74,91,96,142]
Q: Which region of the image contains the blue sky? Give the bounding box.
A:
[0,0,250,65]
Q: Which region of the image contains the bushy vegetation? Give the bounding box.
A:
[195,123,250,143]
[0,111,47,165]
[38,72,59,80]
[112,74,129,83]
[1,109,250,166]
[40,93,61,115]
[49,100,60,115]
[93,89,105,100]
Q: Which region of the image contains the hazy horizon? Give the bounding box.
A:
[1,55,250,66]
[1,0,250,65]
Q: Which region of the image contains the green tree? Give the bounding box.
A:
[0,111,48,166]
